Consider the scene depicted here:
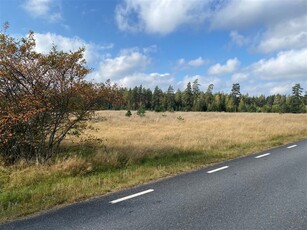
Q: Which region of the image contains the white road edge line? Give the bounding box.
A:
[287,145,297,149]
[207,166,229,174]
[110,189,154,204]
[255,153,271,159]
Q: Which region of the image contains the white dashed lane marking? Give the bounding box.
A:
[287,145,297,149]
[110,189,154,204]
[255,153,271,159]
[207,166,229,174]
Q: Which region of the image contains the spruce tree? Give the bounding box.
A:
[183,82,193,111]
[153,86,163,112]
[290,83,304,113]
[167,85,175,111]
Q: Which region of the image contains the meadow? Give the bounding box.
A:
[1,111,306,223]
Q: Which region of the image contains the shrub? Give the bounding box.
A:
[0,25,120,164]
[125,110,132,117]
[137,107,146,117]
[177,116,185,121]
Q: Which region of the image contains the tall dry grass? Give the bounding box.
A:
[83,111,306,159]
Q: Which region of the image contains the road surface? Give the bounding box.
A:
[1,139,307,230]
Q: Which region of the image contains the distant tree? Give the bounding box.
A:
[192,79,200,95]
[175,90,183,111]
[192,79,201,111]
[166,85,175,111]
[238,97,247,112]
[290,83,304,113]
[205,84,214,111]
[226,94,236,112]
[183,82,193,111]
[272,94,282,113]
[256,95,266,109]
[161,93,168,111]
[123,88,133,110]
[271,94,289,113]
[138,85,144,107]
[144,88,153,110]
[247,103,257,113]
[152,86,163,112]
[206,83,214,95]
[131,86,139,110]
[231,83,241,112]
[195,92,206,111]
[212,93,223,111]
[265,95,275,112]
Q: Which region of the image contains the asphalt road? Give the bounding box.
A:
[1,139,307,230]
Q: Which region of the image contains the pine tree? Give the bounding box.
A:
[144,88,153,110]
[175,90,183,111]
[166,85,175,111]
[183,82,193,111]
[205,84,214,111]
[272,94,282,113]
[238,97,247,112]
[231,83,241,112]
[131,86,139,110]
[192,79,201,111]
[226,94,236,112]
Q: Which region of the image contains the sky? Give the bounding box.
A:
[0,0,306,95]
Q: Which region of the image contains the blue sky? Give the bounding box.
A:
[0,0,306,95]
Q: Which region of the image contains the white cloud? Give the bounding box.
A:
[210,0,307,30]
[23,0,62,22]
[208,58,240,75]
[143,45,158,54]
[230,31,249,47]
[118,72,175,90]
[231,73,248,82]
[115,0,210,35]
[90,47,175,89]
[257,15,307,53]
[31,33,173,89]
[114,0,307,57]
[188,57,206,67]
[250,48,307,80]
[269,84,290,95]
[33,33,111,64]
[175,57,207,70]
[94,49,150,82]
[210,0,307,53]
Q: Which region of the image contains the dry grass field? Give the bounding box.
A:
[86,111,307,157]
[1,111,306,223]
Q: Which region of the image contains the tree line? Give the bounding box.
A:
[103,79,306,114]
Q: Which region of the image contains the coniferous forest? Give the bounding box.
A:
[101,80,307,113]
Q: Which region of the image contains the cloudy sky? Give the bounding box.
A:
[1,0,306,95]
